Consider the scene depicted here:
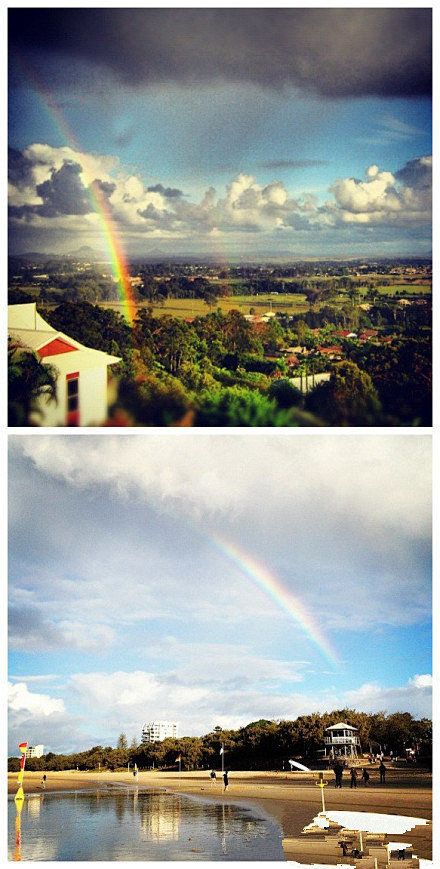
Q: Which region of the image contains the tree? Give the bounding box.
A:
[8,340,58,425]
[117,733,128,751]
[305,360,382,426]
[195,387,298,427]
[47,301,132,360]
[268,378,303,409]
[116,368,193,426]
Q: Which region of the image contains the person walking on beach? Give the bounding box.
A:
[223,770,229,792]
[379,761,386,783]
[41,774,47,790]
[333,760,343,788]
[362,767,370,786]
[210,769,217,785]
[350,767,358,788]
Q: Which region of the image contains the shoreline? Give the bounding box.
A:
[8,768,432,861]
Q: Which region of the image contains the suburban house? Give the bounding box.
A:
[323,722,361,759]
[8,303,121,426]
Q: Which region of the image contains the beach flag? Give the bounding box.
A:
[219,746,224,755]
[19,743,28,754]
[175,754,181,762]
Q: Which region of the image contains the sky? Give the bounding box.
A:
[8,433,432,756]
[7,7,432,260]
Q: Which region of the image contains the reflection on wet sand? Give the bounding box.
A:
[282,809,432,868]
[8,786,285,861]
[139,792,181,841]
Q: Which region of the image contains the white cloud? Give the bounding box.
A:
[326,157,431,225]
[342,675,432,718]
[15,434,431,537]
[9,143,431,247]
[8,681,65,716]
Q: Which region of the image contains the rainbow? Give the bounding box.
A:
[12,60,137,323]
[212,536,339,665]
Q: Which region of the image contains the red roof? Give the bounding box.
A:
[37,338,78,358]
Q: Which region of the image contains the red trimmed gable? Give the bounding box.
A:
[38,338,79,358]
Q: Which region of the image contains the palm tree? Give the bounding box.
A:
[8,340,58,425]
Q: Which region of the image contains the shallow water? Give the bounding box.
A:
[8,788,286,861]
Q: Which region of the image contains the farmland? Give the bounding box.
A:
[100,293,310,320]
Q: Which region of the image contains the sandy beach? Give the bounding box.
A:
[8,766,432,861]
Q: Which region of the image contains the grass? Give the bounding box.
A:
[371,284,431,296]
[100,294,310,320]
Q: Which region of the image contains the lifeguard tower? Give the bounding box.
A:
[324,722,360,759]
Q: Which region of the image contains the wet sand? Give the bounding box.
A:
[8,767,432,861]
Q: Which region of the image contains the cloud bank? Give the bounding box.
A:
[9,8,431,98]
[8,144,432,253]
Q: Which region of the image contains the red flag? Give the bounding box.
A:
[19,743,28,753]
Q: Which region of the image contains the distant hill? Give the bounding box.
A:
[67,245,102,261]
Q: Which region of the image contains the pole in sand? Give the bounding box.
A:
[315,772,328,813]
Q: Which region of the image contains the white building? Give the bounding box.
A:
[26,744,44,758]
[8,303,121,426]
[323,722,361,758]
[142,722,178,744]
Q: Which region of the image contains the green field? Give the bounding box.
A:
[372,284,432,296]
[100,279,431,320]
[100,293,310,320]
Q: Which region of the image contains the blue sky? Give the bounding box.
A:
[8,8,432,259]
[8,434,431,755]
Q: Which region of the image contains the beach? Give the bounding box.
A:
[8,766,432,861]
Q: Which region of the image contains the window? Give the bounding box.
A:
[66,373,80,426]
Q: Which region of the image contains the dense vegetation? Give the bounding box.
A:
[8,710,432,773]
[8,257,432,427]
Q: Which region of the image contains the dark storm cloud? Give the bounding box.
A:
[147,183,183,199]
[395,156,432,189]
[259,159,329,170]
[35,162,91,216]
[93,179,116,199]
[8,147,34,186]
[9,8,431,98]
[9,159,93,220]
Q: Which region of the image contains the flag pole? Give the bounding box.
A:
[14,742,28,862]
[15,742,28,808]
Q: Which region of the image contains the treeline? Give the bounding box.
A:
[8,296,431,426]
[8,710,432,774]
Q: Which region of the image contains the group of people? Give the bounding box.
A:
[333,760,387,788]
[210,769,229,791]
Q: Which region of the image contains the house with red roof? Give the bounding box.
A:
[8,303,121,426]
